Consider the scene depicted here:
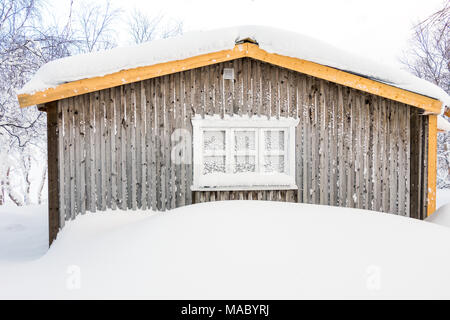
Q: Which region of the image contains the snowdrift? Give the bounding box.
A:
[2,201,450,299]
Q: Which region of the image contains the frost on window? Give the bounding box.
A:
[264,130,284,151]
[234,131,256,151]
[264,155,285,173]
[234,156,256,173]
[203,156,226,174]
[203,130,225,151]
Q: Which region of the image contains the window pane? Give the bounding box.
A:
[203,131,225,151]
[203,156,226,174]
[234,156,256,173]
[264,130,284,151]
[234,131,256,152]
[264,155,285,173]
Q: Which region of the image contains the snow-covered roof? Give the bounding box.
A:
[19,25,450,112]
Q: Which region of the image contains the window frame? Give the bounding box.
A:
[192,115,299,191]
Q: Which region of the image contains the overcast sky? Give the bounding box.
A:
[48,0,446,68]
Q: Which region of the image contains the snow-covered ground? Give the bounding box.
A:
[437,188,450,210]
[2,198,450,299]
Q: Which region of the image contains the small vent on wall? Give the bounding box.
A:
[223,68,234,80]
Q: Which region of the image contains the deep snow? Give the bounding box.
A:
[2,199,450,299]
[19,26,450,111]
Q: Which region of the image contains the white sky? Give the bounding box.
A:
[47,0,445,68]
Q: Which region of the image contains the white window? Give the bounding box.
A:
[192,115,299,190]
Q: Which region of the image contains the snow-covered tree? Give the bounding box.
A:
[0,0,183,206]
[401,1,450,188]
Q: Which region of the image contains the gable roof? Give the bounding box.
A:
[17,26,449,114]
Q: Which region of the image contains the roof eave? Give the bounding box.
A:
[18,43,443,114]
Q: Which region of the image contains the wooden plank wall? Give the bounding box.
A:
[410,111,429,219]
[55,57,417,226]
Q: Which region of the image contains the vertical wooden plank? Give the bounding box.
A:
[140,81,148,210]
[427,114,437,216]
[155,77,164,210]
[280,68,288,118]
[353,92,362,209]
[173,72,182,207]
[271,65,279,118]
[144,79,154,210]
[389,100,398,214]
[296,74,303,203]
[94,91,102,211]
[214,63,223,117]
[73,96,82,215]
[261,62,271,119]
[206,66,213,116]
[104,89,112,210]
[421,117,429,219]
[87,93,96,212]
[223,62,234,116]
[135,81,143,209]
[244,58,251,116]
[128,83,137,210]
[164,76,172,210]
[337,86,345,207]
[254,60,262,116]
[319,80,327,205]
[397,103,406,215]
[234,59,243,115]
[118,86,128,210]
[409,110,418,218]
[372,97,381,211]
[186,70,194,205]
[167,74,176,209]
[47,101,60,246]
[328,83,337,206]
[302,76,310,203]
[195,67,204,117]
[100,91,107,211]
[109,88,117,210]
[57,101,65,227]
[405,106,411,216]
[68,98,76,218]
[363,96,371,210]
[382,99,390,213]
[179,71,186,207]
[345,88,354,207]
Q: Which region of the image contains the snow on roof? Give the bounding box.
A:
[438,116,450,132]
[19,25,450,112]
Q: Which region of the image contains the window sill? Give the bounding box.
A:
[191,185,298,192]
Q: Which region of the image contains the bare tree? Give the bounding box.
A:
[128,9,163,44]
[127,10,183,45]
[0,0,75,205]
[75,0,121,53]
[401,1,450,188]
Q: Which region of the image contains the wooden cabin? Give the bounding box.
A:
[17,27,448,245]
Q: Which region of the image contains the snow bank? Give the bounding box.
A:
[2,201,450,299]
[0,204,48,261]
[426,203,450,228]
[427,189,450,227]
[19,26,450,111]
[438,116,450,131]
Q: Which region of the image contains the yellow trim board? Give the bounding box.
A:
[18,43,443,114]
[427,114,437,216]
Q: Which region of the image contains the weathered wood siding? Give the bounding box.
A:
[54,57,426,225]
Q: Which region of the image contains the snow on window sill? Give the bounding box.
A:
[192,172,297,191]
